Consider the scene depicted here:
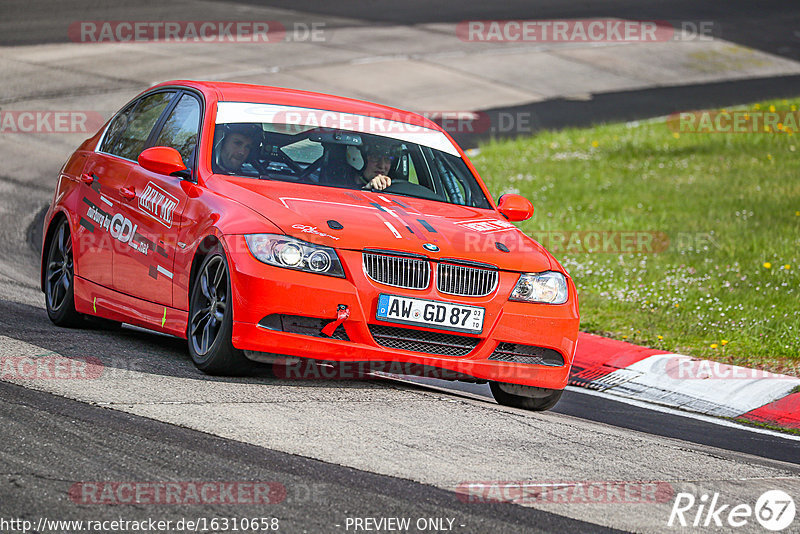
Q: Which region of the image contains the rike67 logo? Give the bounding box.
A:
[668,490,796,531]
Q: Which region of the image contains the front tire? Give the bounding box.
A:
[44,218,82,327]
[490,381,563,411]
[187,246,250,375]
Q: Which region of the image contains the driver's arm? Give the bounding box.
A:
[362,174,391,191]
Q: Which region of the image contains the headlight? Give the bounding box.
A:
[510,271,568,304]
[245,234,345,277]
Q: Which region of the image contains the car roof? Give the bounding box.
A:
[153,80,442,131]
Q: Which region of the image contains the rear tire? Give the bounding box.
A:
[44,218,83,328]
[187,245,250,375]
[490,381,563,411]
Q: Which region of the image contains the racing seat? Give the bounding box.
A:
[320,144,355,186]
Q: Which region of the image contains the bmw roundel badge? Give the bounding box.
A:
[423,243,439,252]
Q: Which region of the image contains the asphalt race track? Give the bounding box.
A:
[1,2,799,533]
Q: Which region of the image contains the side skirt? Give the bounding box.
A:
[73,276,188,339]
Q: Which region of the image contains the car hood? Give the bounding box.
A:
[210,176,555,273]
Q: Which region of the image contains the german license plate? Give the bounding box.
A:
[376,294,484,334]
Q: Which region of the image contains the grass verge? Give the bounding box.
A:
[472,98,800,375]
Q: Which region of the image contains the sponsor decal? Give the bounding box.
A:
[139,182,179,228]
[417,219,437,233]
[85,200,111,230]
[149,265,173,281]
[455,218,517,233]
[109,213,149,255]
[82,197,149,255]
[291,224,340,241]
[382,221,403,239]
[370,203,419,237]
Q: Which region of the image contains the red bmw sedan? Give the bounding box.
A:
[42,80,579,410]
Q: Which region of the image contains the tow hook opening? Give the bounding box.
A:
[321,304,350,337]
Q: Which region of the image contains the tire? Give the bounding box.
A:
[187,246,250,375]
[490,381,564,411]
[44,218,83,328]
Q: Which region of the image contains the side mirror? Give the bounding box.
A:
[497,194,534,222]
[138,146,189,177]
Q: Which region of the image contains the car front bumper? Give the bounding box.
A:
[224,235,580,389]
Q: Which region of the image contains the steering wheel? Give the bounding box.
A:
[382,180,445,202]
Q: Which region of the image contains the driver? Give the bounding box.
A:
[214,123,262,174]
[355,139,401,191]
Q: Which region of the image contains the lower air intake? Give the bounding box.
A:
[488,343,564,366]
[259,314,349,340]
[369,324,480,357]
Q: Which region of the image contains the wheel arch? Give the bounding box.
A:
[187,235,224,305]
[40,210,71,292]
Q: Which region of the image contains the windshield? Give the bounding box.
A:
[211,117,491,209]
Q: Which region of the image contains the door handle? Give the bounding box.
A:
[80,173,95,184]
[119,186,136,200]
